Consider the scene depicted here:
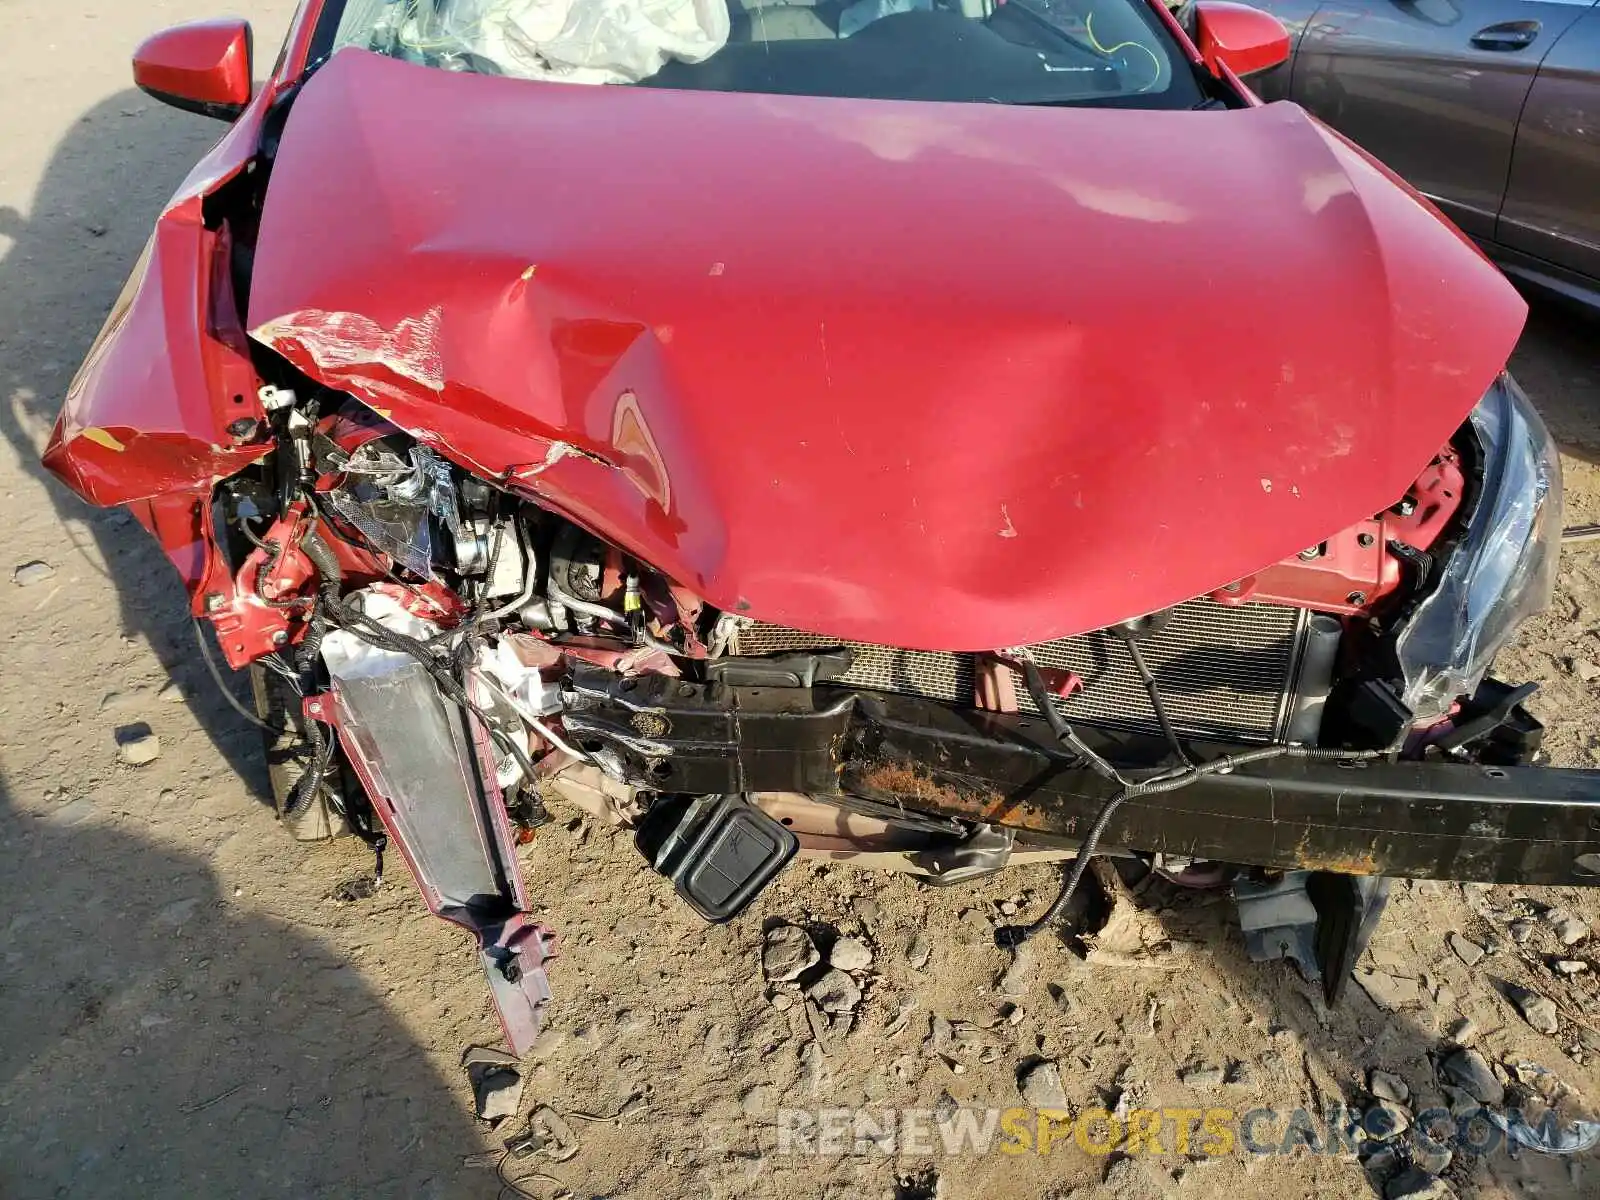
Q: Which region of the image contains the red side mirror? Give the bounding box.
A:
[133,19,253,121]
[1193,2,1290,78]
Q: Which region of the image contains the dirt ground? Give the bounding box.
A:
[3,3,1600,1198]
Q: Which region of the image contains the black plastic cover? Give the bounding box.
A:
[637,794,799,923]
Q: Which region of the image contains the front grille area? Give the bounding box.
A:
[729,600,1309,742]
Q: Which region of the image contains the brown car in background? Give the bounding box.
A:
[1246,0,1600,307]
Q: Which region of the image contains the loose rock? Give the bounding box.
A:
[464,1048,524,1122]
[763,925,820,982]
[806,968,861,1014]
[1018,1059,1070,1111]
[1512,987,1560,1034]
[1369,1070,1409,1103]
[997,949,1031,998]
[1354,969,1422,1012]
[907,933,932,971]
[12,560,55,587]
[1509,918,1536,944]
[1447,933,1484,966]
[1439,1085,1480,1118]
[1445,1017,1478,1045]
[116,726,161,767]
[1549,911,1590,946]
[1384,1166,1456,1200]
[1439,1048,1504,1105]
[1178,1064,1226,1089]
[829,937,873,973]
[1555,959,1589,976]
[1575,659,1600,683]
[1362,1144,1401,1175]
[1412,1140,1452,1176]
[1364,1099,1412,1141]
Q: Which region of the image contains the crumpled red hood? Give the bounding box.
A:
[248,49,1525,649]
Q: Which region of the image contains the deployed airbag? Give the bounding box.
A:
[440,0,730,83]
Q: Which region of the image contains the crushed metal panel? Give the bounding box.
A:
[318,633,555,1053]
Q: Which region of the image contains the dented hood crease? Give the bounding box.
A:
[247,49,1526,649]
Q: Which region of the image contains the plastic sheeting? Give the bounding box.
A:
[430,0,730,84]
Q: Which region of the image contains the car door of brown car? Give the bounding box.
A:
[1498,5,1600,290]
[1288,0,1594,239]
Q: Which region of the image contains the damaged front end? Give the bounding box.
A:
[44,47,1592,1044]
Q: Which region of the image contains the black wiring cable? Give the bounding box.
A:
[300,524,546,784]
[1016,659,1134,787]
[284,714,338,818]
[1121,636,1193,769]
[996,648,1385,948]
[192,619,278,733]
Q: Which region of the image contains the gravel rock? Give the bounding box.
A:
[997,951,1031,998]
[465,1054,524,1122]
[1438,1085,1478,1118]
[768,990,795,1012]
[1178,1064,1226,1089]
[1412,1140,1453,1176]
[1361,1143,1401,1175]
[12,560,55,587]
[1354,969,1422,1012]
[1447,933,1485,966]
[116,726,161,767]
[1384,1166,1456,1200]
[1445,1017,1479,1045]
[1549,910,1591,946]
[1439,1048,1503,1105]
[853,898,882,927]
[1364,1099,1412,1141]
[806,968,861,1014]
[1018,1059,1070,1110]
[906,933,932,971]
[1512,987,1560,1034]
[1555,959,1589,976]
[763,925,820,982]
[1369,1070,1409,1103]
[1575,659,1600,683]
[829,937,874,973]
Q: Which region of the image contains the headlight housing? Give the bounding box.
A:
[1396,375,1562,718]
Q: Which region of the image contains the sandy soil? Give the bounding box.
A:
[2,3,1599,1198]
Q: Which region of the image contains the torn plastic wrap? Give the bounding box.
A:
[319,594,556,1053]
[323,445,460,578]
[410,0,729,84]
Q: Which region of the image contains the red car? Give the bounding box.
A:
[46,0,1585,1052]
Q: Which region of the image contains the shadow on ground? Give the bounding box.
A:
[0,88,272,804]
[0,771,485,1198]
[0,91,492,1200]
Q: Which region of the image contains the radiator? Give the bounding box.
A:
[728,600,1310,742]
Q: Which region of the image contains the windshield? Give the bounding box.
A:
[327,0,1203,107]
